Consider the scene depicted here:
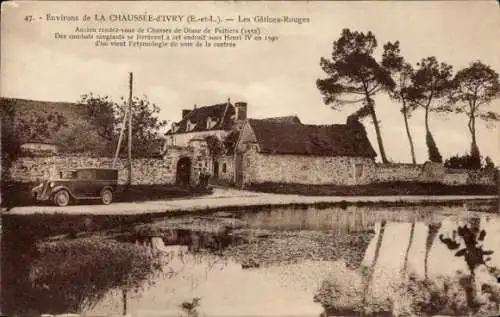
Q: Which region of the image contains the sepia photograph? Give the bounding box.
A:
[1,1,499,317]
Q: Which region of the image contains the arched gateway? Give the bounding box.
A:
[176,157,191,186]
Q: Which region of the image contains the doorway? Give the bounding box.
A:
[176,157,191,187]
[213,160,219,179]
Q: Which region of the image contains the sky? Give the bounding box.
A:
[1,1,499,164]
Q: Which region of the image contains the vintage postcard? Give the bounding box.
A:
[1,1,499,317]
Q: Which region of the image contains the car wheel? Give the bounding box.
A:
[101,189,113,205]
[53,190,70,207]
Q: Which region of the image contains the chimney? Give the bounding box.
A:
[235,102,247,121]
[182,109,191,118]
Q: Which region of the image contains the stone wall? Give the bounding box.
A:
[9,156,173,185]
[7,147,497,188]
[372,163,422,183]
[163,146,196,185]
[458,169,497,186]
[7,141,215,187]
[240,146,497,187]
[442,172,469,186]
[8,146,199,185]
[241,145,375,186]
[370,162,496,186]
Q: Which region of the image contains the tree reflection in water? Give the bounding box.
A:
[179,297,202,317]
[439,218,499,316]
[314,217,500,317]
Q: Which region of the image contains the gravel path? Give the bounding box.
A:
[4,187,497,215]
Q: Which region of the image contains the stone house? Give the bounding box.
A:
[164,100,248,185]
[165,100,247,147]
[164,101,381,188]
[234,118,377,187]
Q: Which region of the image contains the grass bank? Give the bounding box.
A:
[1,182,211,208]
[2,233,163,316]
[247,181,498,196]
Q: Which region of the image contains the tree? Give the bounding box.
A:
[115,95,168,157]
[54,119,110,154]
[0,101,19,186]
[317,28,395,163]
[382,41,417,164]
[450,61,500,168]
[79,93,115,143]
[14,111,67,143]
[205,135,224,158]
[78,94,116,155]
[407,57,455,163]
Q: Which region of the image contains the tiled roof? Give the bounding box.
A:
[258,115,301,124]
[166,102,236,134]
[247,119,376,158]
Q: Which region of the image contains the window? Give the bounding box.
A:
[171,123,180,133]
[77,170,94,180]
[222,163,227,173]
[206,117,219,129]
[355,163,363,179]
[186,120,197,132]
[60,171,76,179]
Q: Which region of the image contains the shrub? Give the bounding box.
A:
[313,261,366,315]
[483,156,496,171]
[445,153,497,170]
[29,237,164,314]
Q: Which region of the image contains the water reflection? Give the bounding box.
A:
[1,205,499,317]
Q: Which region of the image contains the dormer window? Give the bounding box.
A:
[186,120,197,132]
[206,117,219,129]
[171,122,180,133]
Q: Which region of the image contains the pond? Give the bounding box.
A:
[1,204,499,317]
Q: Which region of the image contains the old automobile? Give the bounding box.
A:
[32,168,119,206]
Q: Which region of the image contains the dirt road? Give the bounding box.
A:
[4,188,497,215]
